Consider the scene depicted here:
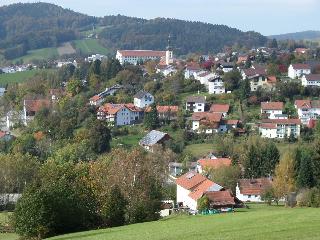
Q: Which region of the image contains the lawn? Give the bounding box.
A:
[0,212,18,240]
[73,39,110,55]
[0,69,49,85]
[47,204,320,240]
[184,143,214,158]
[13,47,59,63]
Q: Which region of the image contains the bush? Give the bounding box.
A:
[296,188,320,207]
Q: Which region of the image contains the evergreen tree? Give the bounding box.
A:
[143,104,159,130]
[263,142,280,176]
[297,150,316,189]
[89,121,111,154]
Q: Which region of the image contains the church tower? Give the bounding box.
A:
[165,34,173,65]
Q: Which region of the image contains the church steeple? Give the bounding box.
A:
[165,34,173,65]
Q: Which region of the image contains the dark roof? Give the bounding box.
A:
[139,130,169,146]
[134,90,152,99]
[186,95,206,103]
[305,74,320,81]
[205,191,236,206]
[291,64,311,70]
[238,178,272,195]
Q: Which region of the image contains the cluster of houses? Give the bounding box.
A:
[171,154,273,212]
[0,64,34,74]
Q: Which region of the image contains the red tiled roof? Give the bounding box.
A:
[267,76,277,84]
[260,123,277,129]
[98,103,124,115]
[145,105,178,113]
[24,99,50,112]
[205,191,236,206]
[90,95,101,101]
[175,171,207,190]
[210,104,230,113]
[261,118,301,125]
[291,64,311,70]
[197,158,232,169]
[186,62,201,71]
[124,103,143,112]
[191,112,222,122]
[261,102,284,110]
[225,120,239,125]
[294,100,311,109]
[188,179,214,200]
[118,50,166,57]
[238,178,272,195]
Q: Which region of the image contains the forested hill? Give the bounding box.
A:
[270,30,320,41]
[0,2,268,59]
[0,2,97,59]
[99,17,267,55]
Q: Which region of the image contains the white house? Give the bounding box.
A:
[185,96,206,113]
[86,54,107,63]
[208,76,225,94]
[156,65,177,77]
[175,171,223,211]
[133,91,154,109]
[217,61,235,73]
[116,50,172,65]
[295,100,320,125]
[191,112,227,134]
[97,103,143,126]
[261,102,284,119]
[301,74,320,87]
[193,71,217,87]
[236,178,272,203]
[259,118,301,139]
[288,64,311,79]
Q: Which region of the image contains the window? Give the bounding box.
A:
[248,195,251,198]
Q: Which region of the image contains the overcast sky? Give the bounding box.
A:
[1,0,319,35]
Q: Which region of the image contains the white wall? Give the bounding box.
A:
[236,185,263,202]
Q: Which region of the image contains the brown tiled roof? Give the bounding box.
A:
[186,62,201,71]
[188,179,214,200]
[305,74,320,81]
[205,191,236,206]
[261,102,284,110]
[291,64,311,70]
[90,95,101,101]
[295,100,311,109]
[243,68,266,78]
[210,104,230,113]
[261,118,301,125]
[225,120,240,125]
[186,96,206,103]
[118,50,166,57]
[191,112,222,122]
[145,105,178,113]
[175,171,207,190]
[197,158,232,169]
[238,178,272,195]
[267,76,277,84]
[24,99,50,112]
[124,103,143,112]
[260,123,277,129]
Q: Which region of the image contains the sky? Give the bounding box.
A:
[0,0,319,35]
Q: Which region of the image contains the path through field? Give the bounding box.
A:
[57,42,76,56]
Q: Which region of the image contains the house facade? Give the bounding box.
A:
[288,64,311,79]
[259,118,301,139]
[133,91,154,109]
[191,112,227,134]
[242,68,267,92]
[97,103,143,126]
[261,102,284,119]
[301,74,320,87]
[236,178,272,202]
[295,100,320,125]
[208,77,225,94]
[185,96,206,113]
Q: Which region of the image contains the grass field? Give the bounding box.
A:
[47,204,320,240]
[0,69,48,85]
[184,143,214,158]
[0,212,18,240]
[14,47,59,63]
[73,39,110,55]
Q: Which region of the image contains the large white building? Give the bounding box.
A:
[301,74,320,87]
[261,102,284,119]
[116,50,173,65]
[295,100,320,125]
[259,118,301,139]
[288,64,311,79]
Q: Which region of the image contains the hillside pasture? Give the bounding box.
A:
[73,39,110,55]
[47,204,320,240]
[0,69,48,85]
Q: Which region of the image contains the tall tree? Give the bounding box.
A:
[89,121,111,154]
[297,150,315,189]
[143,103,159,130]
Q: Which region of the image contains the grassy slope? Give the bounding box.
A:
[0,69,47,85]
[47,204,320,240]
[14,47,59,63]
[184,143,215,158]
[0,212,18,240]
[73,39,110,55]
